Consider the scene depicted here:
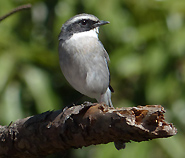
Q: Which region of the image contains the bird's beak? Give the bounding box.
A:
[99,20,110,26]
[94,20,110,27]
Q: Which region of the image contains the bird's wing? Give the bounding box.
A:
[99,40,114,93]
[98,40,110,63]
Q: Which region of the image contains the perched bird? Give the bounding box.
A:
[58,13,113,107]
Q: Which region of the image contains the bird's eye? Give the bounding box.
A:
[80,20,88,25]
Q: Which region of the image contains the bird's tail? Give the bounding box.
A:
[100,87,113,107]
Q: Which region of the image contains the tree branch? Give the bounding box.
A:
[0,103,177,158]
[0,4,32,22]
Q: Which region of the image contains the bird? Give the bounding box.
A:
[58,13,113,107]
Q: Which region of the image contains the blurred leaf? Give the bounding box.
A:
[0,82,24,124]
[21,65,59,112]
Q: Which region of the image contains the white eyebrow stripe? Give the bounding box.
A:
[70,15,98,23]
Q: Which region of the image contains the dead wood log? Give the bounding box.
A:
[0,103,177,158]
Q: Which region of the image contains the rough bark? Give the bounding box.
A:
[0,103,177,158]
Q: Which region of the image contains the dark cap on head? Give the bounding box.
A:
[58,13,109,41]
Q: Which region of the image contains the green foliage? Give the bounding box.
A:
[0,0,185,157]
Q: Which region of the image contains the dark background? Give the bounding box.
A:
[0,0,184,158]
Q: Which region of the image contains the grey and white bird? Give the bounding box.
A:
[58,13,113,107]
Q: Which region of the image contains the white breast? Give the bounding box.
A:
[59,27,109,100]
[69,28,99,41]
